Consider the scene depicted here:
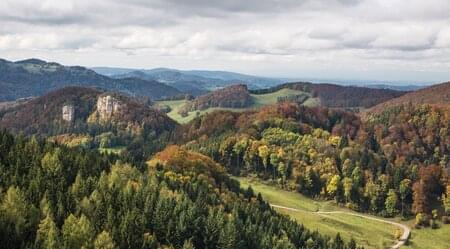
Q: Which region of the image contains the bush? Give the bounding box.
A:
[430,219,439,229]
[415,213,429,227]
[442,216,449,224]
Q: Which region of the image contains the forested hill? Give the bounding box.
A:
[0,131,359,249]
[0,86,177,161]
[367,81,450,114]
[179,102,449,221]
[181,84,253,112]
[251,82,406,108]
[0,58,181,101]
[0,86,176,136]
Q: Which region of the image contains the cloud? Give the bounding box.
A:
[1,0,450,81]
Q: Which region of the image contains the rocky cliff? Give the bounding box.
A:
[96,95,123,120]
[62,105,75,122]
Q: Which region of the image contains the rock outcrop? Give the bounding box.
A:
[62,105,74,122]
[96,95,123,120]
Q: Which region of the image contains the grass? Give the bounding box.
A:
[236,177,400,249]
[157,99,247,123]
[237,177,450,249]
[401,222,450,249]
[156,88,321,124]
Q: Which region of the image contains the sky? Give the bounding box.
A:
[1,0,450,83]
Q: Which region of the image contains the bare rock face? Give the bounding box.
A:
[96,95,123,120]
[62,105,74,122]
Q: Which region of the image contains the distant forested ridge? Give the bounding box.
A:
[0,131,360,249]
[0,58,181,101]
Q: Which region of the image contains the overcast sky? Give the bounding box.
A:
[1,0,450,83]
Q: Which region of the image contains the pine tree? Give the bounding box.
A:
[94,231,117,249]
[62,214,94,249]
[35,215,61,249]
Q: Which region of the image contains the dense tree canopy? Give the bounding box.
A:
[0,131,360,249]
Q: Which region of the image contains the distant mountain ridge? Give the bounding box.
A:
[92,67,284,93]
[0,58,182,101]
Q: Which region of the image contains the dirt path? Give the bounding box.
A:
[270,204,410,249]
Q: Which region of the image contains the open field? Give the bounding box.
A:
[236,177,449,249]
[156,99,248,123]
[156,88,320,123]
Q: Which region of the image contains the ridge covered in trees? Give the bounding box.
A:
[0,58,181,101]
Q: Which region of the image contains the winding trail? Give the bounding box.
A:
[270,204,410,249]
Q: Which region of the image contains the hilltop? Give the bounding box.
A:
[0,58,181,101]
[180,84,252,114]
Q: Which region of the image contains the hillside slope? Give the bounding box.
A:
[0,58,181,101]
[367,81,450,114]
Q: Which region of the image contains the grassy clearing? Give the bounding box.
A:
[237,177,450,249]
[157,99,247,123]
[251,88,311,107]
[156,88,320,124]
[237,177,399,249]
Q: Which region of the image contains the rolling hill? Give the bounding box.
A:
[156,82,405,123]
[252,82,406,108]
[0,58,182,101]
[367,81,450,114]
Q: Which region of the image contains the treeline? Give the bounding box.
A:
[0,131,361,249]
[181,103,449,224]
